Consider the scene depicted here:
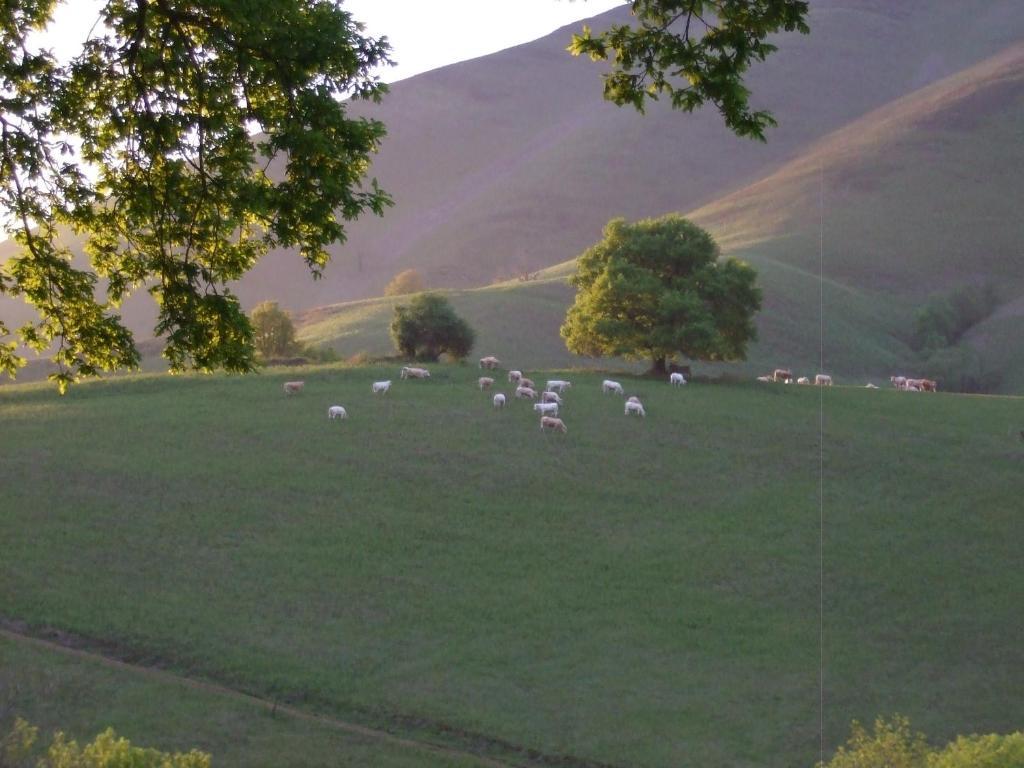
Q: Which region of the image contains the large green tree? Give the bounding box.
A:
[1,0,807,389]
[0,0,390,389]
[561,214,761,372]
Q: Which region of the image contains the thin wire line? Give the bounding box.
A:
[818,163,825,765]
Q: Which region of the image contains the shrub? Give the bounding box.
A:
[250,301,298,359]
[2,719,211,768]
[389,293,475,361]
[818,716,930,768]
[384,268,426,297]
[929,732,1024,768]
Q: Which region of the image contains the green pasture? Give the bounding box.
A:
[0,637,478,768]
[1,365,1021,767]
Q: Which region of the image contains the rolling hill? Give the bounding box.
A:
[2,366,1022,766]
[295,41,1024,391]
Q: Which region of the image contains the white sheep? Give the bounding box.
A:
[479,356,501,369]
[400,366,430,379]
[518,376,536,390]
[541,390,562,405]
[283,381,305,395]
[493,393,506,408]
[327,405,348,420]
[797,377,811,385]
[478,376,495,390]
[626,395,641,404]
[815,374,833,386]
[533,402,559,417]
[515,386,538,400]
[545,380,572,393]
[625,400,646,417]
[540,416,567,433]
[372,380,391,394]
[669,372,686,386]
[602,379,624,395]
[508,370,522,383]
[757,375,772,383]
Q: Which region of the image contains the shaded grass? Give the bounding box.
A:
[1,366,1022,766]
[0,636,483,768]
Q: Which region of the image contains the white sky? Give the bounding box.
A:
[39,1,626,83]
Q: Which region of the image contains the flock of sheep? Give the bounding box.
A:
[282,360,940,426]
[281,356,689,433]
[757,368,939,391]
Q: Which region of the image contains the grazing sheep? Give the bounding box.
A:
[865,383,879,389]
[478,377,495,390]
[602,379,624,395]
[757,375,772,383]
[400,366,430,379]
[625,400,646,417]
[534,402,559,417]
[545,380,572,393]
[905,379,922,392]
[891,375,907,389]
[626,395,641,404]
[283,381,305,395]
[540,416,567,433]
[815,374,833,386]
[518,377,536,390]
[372,380,391,394]
[541,390,563,405]
[508,370,523,383]
[669,372,686,386]
[515,386,538,400]
[327,405,348,420]
[493,393,506,408]
[479,356,501,369]
[797,377,811,385]
[773,368,794,383]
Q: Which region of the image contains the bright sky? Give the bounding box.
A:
[39,1,626,83]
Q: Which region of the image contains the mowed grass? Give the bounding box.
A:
[1,365,1022,767]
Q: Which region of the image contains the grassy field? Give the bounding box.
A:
[1,364,1022,767]
[0,635,480,768]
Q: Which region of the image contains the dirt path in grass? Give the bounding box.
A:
[0,625,538,768]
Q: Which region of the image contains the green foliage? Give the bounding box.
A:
[912,285,998,353]
[909,285,1001,392]
[820,717,1024,768]
[2,718,38,766]
[383,268,426,297]
[561,214,760,370]
[569,0,810,140]
[1,720,209,768]
[819,716,931,768]
[250,300,298,359]
[389,292,475,361]
[929,732,1024,768]
[1,0,391,388]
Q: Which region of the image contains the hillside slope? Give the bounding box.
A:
[2,368,1021,766]
[4,0,1024,329]
[237,0,1024,310]
[296,44,1024,391]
